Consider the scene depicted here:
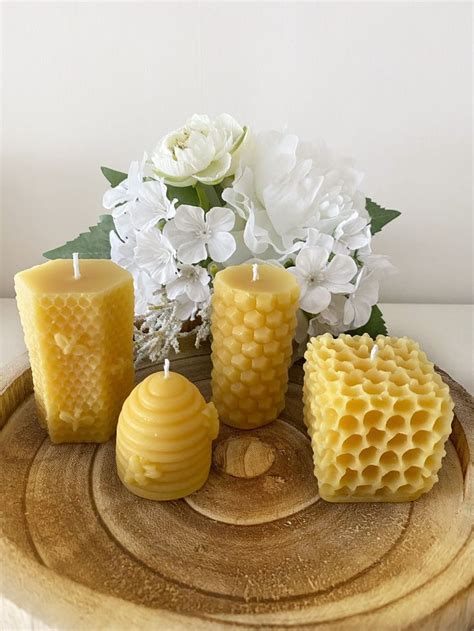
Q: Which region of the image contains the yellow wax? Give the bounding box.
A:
[116,370,219,500]
[211,264,300,429]
[304,333,454,502]
[15,259,134,443]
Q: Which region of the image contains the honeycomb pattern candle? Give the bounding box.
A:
[211,263,300,429]
[15,255,134,443]
[304,333,454,502]
[116,360,219,500]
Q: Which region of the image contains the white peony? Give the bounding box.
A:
[223,130,369,264]
[151,114,247,187]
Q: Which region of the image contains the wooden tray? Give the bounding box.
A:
[1,345,473,630]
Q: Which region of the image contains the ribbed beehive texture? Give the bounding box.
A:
[304,333,454,502]
[116,371,219,500]
[211,265,299,429]
[15,260,134,443]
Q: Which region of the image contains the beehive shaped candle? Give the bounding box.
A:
[211,264,299,429]
[304,333,454,502]
[15,258,134,443]
[116,365,219,500]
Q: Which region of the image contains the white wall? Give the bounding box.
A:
[2,1,472,302]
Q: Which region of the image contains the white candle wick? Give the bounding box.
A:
[252,263,259,282]
[370,343,379,361]
[72,252,81,280]
[164,358,170,379]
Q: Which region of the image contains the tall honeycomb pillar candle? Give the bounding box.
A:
[14,255,134,443]
[304,333,454,502]
[211,264,300,429]
[116,360,219,500]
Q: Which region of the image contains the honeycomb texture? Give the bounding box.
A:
[211,265,299,429]
[304,333,454,502]
[116,371,219,500]
[15,260,134,443]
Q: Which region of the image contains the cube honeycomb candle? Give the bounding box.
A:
[211,264,299,429]
[15,257,134,443]
[304,333,454,502]
[116,361,219,500]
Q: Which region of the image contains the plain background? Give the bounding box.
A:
[1,1,472,302]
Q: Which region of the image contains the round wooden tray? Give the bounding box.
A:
[1,344,473,630]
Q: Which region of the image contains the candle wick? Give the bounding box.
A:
[370,344,379,361]
[252,263,259,282]
[72,253,81,280]
[164,358,170,379]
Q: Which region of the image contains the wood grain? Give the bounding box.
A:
[1,344,473,630]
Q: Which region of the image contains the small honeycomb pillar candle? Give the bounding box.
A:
[116,361,219,500]
[14,256,134,443]
[304,334,454,502]
[211,264,299,429]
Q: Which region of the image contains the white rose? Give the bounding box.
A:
[151,113,247,187]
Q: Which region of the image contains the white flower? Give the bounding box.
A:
[104,160,144,238]
[306,227,334,252]
[151,114,247,186]
[343,269,379,329]
[342,255,396,328]
[332,212,371,254]
[223,131,322,262]
[223,130,368,264]
[104,159,176,237]
[359,253,396,279]
[110,231,161,315]
[166,264,210,303]
[133,271,162,316]
[103,160,142,214]
[314,294,347,335]
[174,294,199,321]
[110,230,136,272]
[133,179,176,231]
[134,226,177,284]
[309,166,367,235]
[164,205,236,264]
[288,246,357,314]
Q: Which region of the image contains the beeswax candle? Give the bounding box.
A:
[116,362,219,500]
[211,264,299,429]
[304,333,454,502]
[15,258,134,443]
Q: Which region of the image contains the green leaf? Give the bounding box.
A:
[43,215,115,260]
[347,305,388,338]
[366,197,401,235]
[101,166,127,188]
[166,184,200,207]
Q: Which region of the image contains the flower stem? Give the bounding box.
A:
[194,182,210,211]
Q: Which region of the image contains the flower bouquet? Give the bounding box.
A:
[44,114,400,363]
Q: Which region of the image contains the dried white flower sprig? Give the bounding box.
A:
[44,113,400,363]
